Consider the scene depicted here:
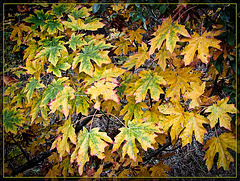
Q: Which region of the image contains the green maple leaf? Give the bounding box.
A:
[126,69,167,103]
[205,97,237,130]
[66,33,87,51]
[49,85,75,118]
[72,40,112,75]
[120,95,148,122]
[24,9,52,30]
[47,61,71,77]
[36,37,68,66]
[24,77,45,103]
[4,108,24,134]
[112,119,159,161]
[40,77,68,108]
[42,19,64,34]
[71,127,113,176]
[52,4,70,16]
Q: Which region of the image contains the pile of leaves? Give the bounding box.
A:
[3,2,239,178]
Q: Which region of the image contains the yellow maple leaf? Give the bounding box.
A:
[203,133,236,171]
[123,42,150,70]
[184,82,206,109]
[154,42,171,71]
[85,78,120,110]
[120,95,148,122]
[114,37,132,55]
[162,67,201,101]
[180,111,209,147]
[205,97,237,130]
[181,31,222,65]
[49,85,75,118]
[149,16,190,54]
[128,27,146,44]
[158,102,187,141]
[149,161,170,177]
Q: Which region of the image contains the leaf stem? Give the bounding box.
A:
[214,127,219,137]
[106,113,127,128]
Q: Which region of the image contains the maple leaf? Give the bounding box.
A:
[112,119,159,161]
[49,85,75,118]
[85,64,125,86]
[128,27,146,44]
[23,40,39,61]
[24,77,45,103]
[203,133,236,171]
[102,99,120,114]
[180,112,209,147]
[71,127,113,176]
[42,19,63,34]
[55,118,76,159]
[114,37,131,55]
[120,95,148,121]
[149,161,170,177]
[126,69,166,103]
[184,82,206,109]
[10,24,31,41]
[122,42,150,70]
[52,3,70,16]
[24,9,51,30]
[47,61,71,77]
[204,97,237,130]
[84,18,105,31]
[3,108,24,134]
[36,37,68,66]
[149,16,190,54]
[158,102,188,141]
[85,78,120,110]
[154,42,171,71]
[71,91,89,116]
[30,96,48,123]
[70,6,90,19]
[143,102,163,124]
[62,15,86,31]
[181,31,222,65]
[25,59,43,76]
[66,33,87,51]
[162,67,201,101]
[72,40,112,75]
[40,77,68,108]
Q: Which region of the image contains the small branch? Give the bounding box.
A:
[142,141,171,162]
[199,8,218,25]
[10,134,30,162]
[148,90,153,108]
[106,113,127,128]
[11,148,57,176]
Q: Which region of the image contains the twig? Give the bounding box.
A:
[142,141,172,162]
[106,113,127,128]
[10,133,30,162]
